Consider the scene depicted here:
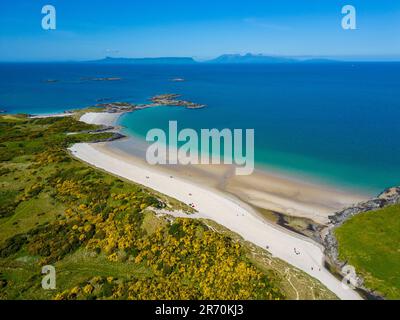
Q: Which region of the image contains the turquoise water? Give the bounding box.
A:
[1,62,400,194]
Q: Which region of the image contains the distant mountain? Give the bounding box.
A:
[206,53,296,64]
[90,56,197,64]
[88,55,339,65]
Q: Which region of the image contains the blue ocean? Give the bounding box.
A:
[1,62,399,194]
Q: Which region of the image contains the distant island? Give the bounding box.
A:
[43,79,59,83]
[90,56,197,65]
[88,54,338,65]
[90,77,122,81]
[206,53,296,64]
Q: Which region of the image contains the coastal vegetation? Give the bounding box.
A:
[0,114,335,300]
[335,204,400,299]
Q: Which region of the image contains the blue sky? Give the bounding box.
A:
[0,0,399,61]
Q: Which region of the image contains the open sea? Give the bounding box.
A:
[1,62,400,195]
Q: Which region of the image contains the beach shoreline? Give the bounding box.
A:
[78,110,368,224]
[67,110,365,300]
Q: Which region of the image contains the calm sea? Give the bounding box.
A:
[1,62,399,194]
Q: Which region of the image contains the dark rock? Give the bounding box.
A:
[89,126,115,133]
[91,132,126,143]
[328,186,400,225]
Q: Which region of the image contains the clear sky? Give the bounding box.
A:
[0,0,399,61]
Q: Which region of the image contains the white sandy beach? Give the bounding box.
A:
[79,112,124,127]
[69,111,363,300]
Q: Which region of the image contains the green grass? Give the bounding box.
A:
[335,204,400,299]
[0,249,153,299]
[141,211,168,235]
[0,193,65,242]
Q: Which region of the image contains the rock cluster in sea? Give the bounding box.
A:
[149,94,206,109]
[96,102,137,113]
[81,77,122,82]
[95,93,206,114]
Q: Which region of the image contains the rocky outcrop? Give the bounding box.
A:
[323,186,400,299]
[95,102,137,113]
[328,186,400,226]
[84,126,115,133]
[91,132,126,143]
[149,94,206,109]
[95,94,206,114]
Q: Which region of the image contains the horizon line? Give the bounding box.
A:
[1,53,400,63]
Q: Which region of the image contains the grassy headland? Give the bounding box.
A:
[335,204,400,299]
